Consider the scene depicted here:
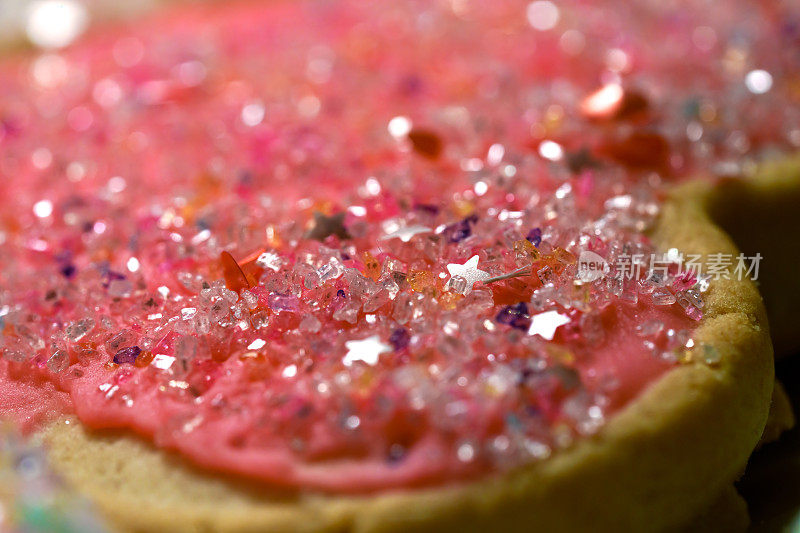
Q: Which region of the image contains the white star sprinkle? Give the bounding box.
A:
[528,311,571,340]
[380,225,432,243]
[343,335,392,367]
[446,255,491,295]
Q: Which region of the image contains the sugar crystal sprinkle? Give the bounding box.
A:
[0,0,795,494]
[343,336,392,367]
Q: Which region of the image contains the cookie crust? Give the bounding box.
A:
[37,181,774,532]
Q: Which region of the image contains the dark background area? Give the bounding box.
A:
[740,356,800,532]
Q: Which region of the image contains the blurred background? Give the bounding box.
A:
[739,356,800,532]
[0,0,155,49]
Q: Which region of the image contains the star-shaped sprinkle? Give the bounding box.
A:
[446,255,490,295]
[527,311,571,340]
[380,225,432,243]
[343,335,392,366]
[305,211,350,241]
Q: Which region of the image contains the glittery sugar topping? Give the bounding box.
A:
[0,0,797,491]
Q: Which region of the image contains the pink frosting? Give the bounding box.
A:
[2,0,794,492]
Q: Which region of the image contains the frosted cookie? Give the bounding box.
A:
[0,0,796,531]
[30,183,775,532]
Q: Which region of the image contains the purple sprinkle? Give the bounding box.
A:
[113,346,141,365]
[389,328,410,351]
[525,405,542,417]
[517,368,536,386]
[60,264,77,278]
[55,250,76,277]
[398,74,423,96]
[495,302,530,331]
[336,289,347,298]
[54,250,73,263]
[387,444,406,464]
[445,214,478,243]
[237,169,253,185]
[101,270,126,289]
[526,228,542,247]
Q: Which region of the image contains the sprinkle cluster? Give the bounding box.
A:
[0,0,797,491]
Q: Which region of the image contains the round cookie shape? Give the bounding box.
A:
[35,183,774,532]
[0,0,794,530]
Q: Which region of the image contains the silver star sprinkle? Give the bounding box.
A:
[380,225,432,243]
[527,311,571,340]
[343,335,392,366]
[446,255,490,295]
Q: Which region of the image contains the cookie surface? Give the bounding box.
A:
[0,0,795,530]
[37,184,774,532]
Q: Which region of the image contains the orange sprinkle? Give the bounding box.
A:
[362,251,381,280]
[513,239,540,262]
[439,292,463,310]
[220,251,251,292]
[134,350,155,368]
[408,270,436,293]
[552,247,577,265]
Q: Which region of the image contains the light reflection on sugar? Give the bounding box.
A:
[31,148,52,169]
[388,116,412,138]
[30,53,68,88]
[241,101,266,126]
[538,140,564,161]
[127,257,140,272]
[25,0,88,49]
[526,1,559,31]
[33,199,53,218]
[745,69,773,94]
